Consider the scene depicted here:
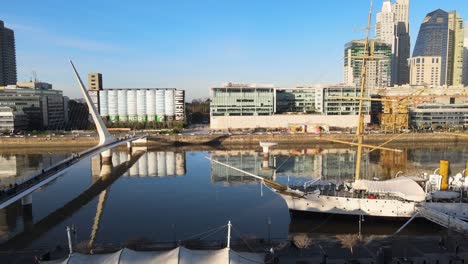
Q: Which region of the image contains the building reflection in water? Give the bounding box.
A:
[92,149,186,178]
[0,149,186,245]
[0,153,69,188]
[210,146,468,185]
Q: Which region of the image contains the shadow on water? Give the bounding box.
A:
[0,150,146,250]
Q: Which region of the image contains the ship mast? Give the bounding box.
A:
[355,0,374,180]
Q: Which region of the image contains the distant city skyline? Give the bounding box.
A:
[0,0,467,100]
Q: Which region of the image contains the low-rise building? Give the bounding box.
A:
[373,85,468,131]
[0,82,65,130]
[0,106,27,132]
[409,104,468,129]
[210,83,370,130]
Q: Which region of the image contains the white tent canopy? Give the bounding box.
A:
[352,177,426,202]
[43,247,265,264]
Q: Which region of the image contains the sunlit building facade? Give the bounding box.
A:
[210,83,370,129]
[412,9,464,86]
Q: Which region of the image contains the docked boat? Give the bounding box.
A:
[210,1,468,227]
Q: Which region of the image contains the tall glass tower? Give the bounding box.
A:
[375,0,410,85]
[413,9,464,86]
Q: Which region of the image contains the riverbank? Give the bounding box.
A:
[0,132,467,148]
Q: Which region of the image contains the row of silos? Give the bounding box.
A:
[98,89,184,122]
[110,151,186,177]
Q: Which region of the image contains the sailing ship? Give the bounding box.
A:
[211,1,468,226]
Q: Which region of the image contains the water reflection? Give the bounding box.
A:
[211,146,468,186]
[0,153,70,188]
[0,149,146,249]
[92,148,186,178]
[0,144,466,252]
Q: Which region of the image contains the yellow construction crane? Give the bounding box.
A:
[381,88,428,133]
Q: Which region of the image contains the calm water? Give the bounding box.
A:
[0,143,466,250]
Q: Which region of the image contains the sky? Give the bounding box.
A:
[1,0,467,101]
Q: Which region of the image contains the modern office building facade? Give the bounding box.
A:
[210,83,275,117]
[412,9,464,86]
[344,39,392,91]
[0,20,17,86]
[0,82,65,130]
[375,0,411,85]
[210,83,370,129]
[409,104,468,129]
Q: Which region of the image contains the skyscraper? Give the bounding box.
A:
[413,9,464,86]
[0,20,17,86]
[463,22,468,85]
[375,0,410,85]
[344,39,392,90]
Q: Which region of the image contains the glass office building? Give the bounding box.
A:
[413,9,464,86]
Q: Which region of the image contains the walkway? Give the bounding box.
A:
[0,135,146,209]
[419,206,468,235]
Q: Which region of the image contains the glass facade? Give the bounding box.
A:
[412,9,463,85]
[210,86,275,116]
[275,88,316,113]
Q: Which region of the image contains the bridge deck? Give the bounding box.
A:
[0,135,145,209]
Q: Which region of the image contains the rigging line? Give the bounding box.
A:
[197,227,227,241]
[275,156,291,173]
[179,224,227,241]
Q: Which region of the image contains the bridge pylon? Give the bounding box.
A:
[70,61,116,146]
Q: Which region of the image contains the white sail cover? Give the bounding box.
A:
[43,247,265,264]
[352,177,426,202]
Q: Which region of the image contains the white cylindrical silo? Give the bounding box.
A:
[99,90,109,117]
[108,90,119,122]
[146,89,156,122]
[157,152,166,176]
[112,151,120,166]
[139,152,148,177]
[127,90,137,122]
[155,89,165,122]
[165,89,175,121]
[118,90,128,122]
[129,159,139,177]
[136,89,147,122]
[166,151,175,176]
[148,151,157,176]
[176,152,186,176]
[119,152,129,176]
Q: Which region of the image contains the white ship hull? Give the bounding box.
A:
[279,192,468,219]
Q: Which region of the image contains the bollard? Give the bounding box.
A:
[439,160,449,191]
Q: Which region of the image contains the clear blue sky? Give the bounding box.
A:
[1,0,467,101]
